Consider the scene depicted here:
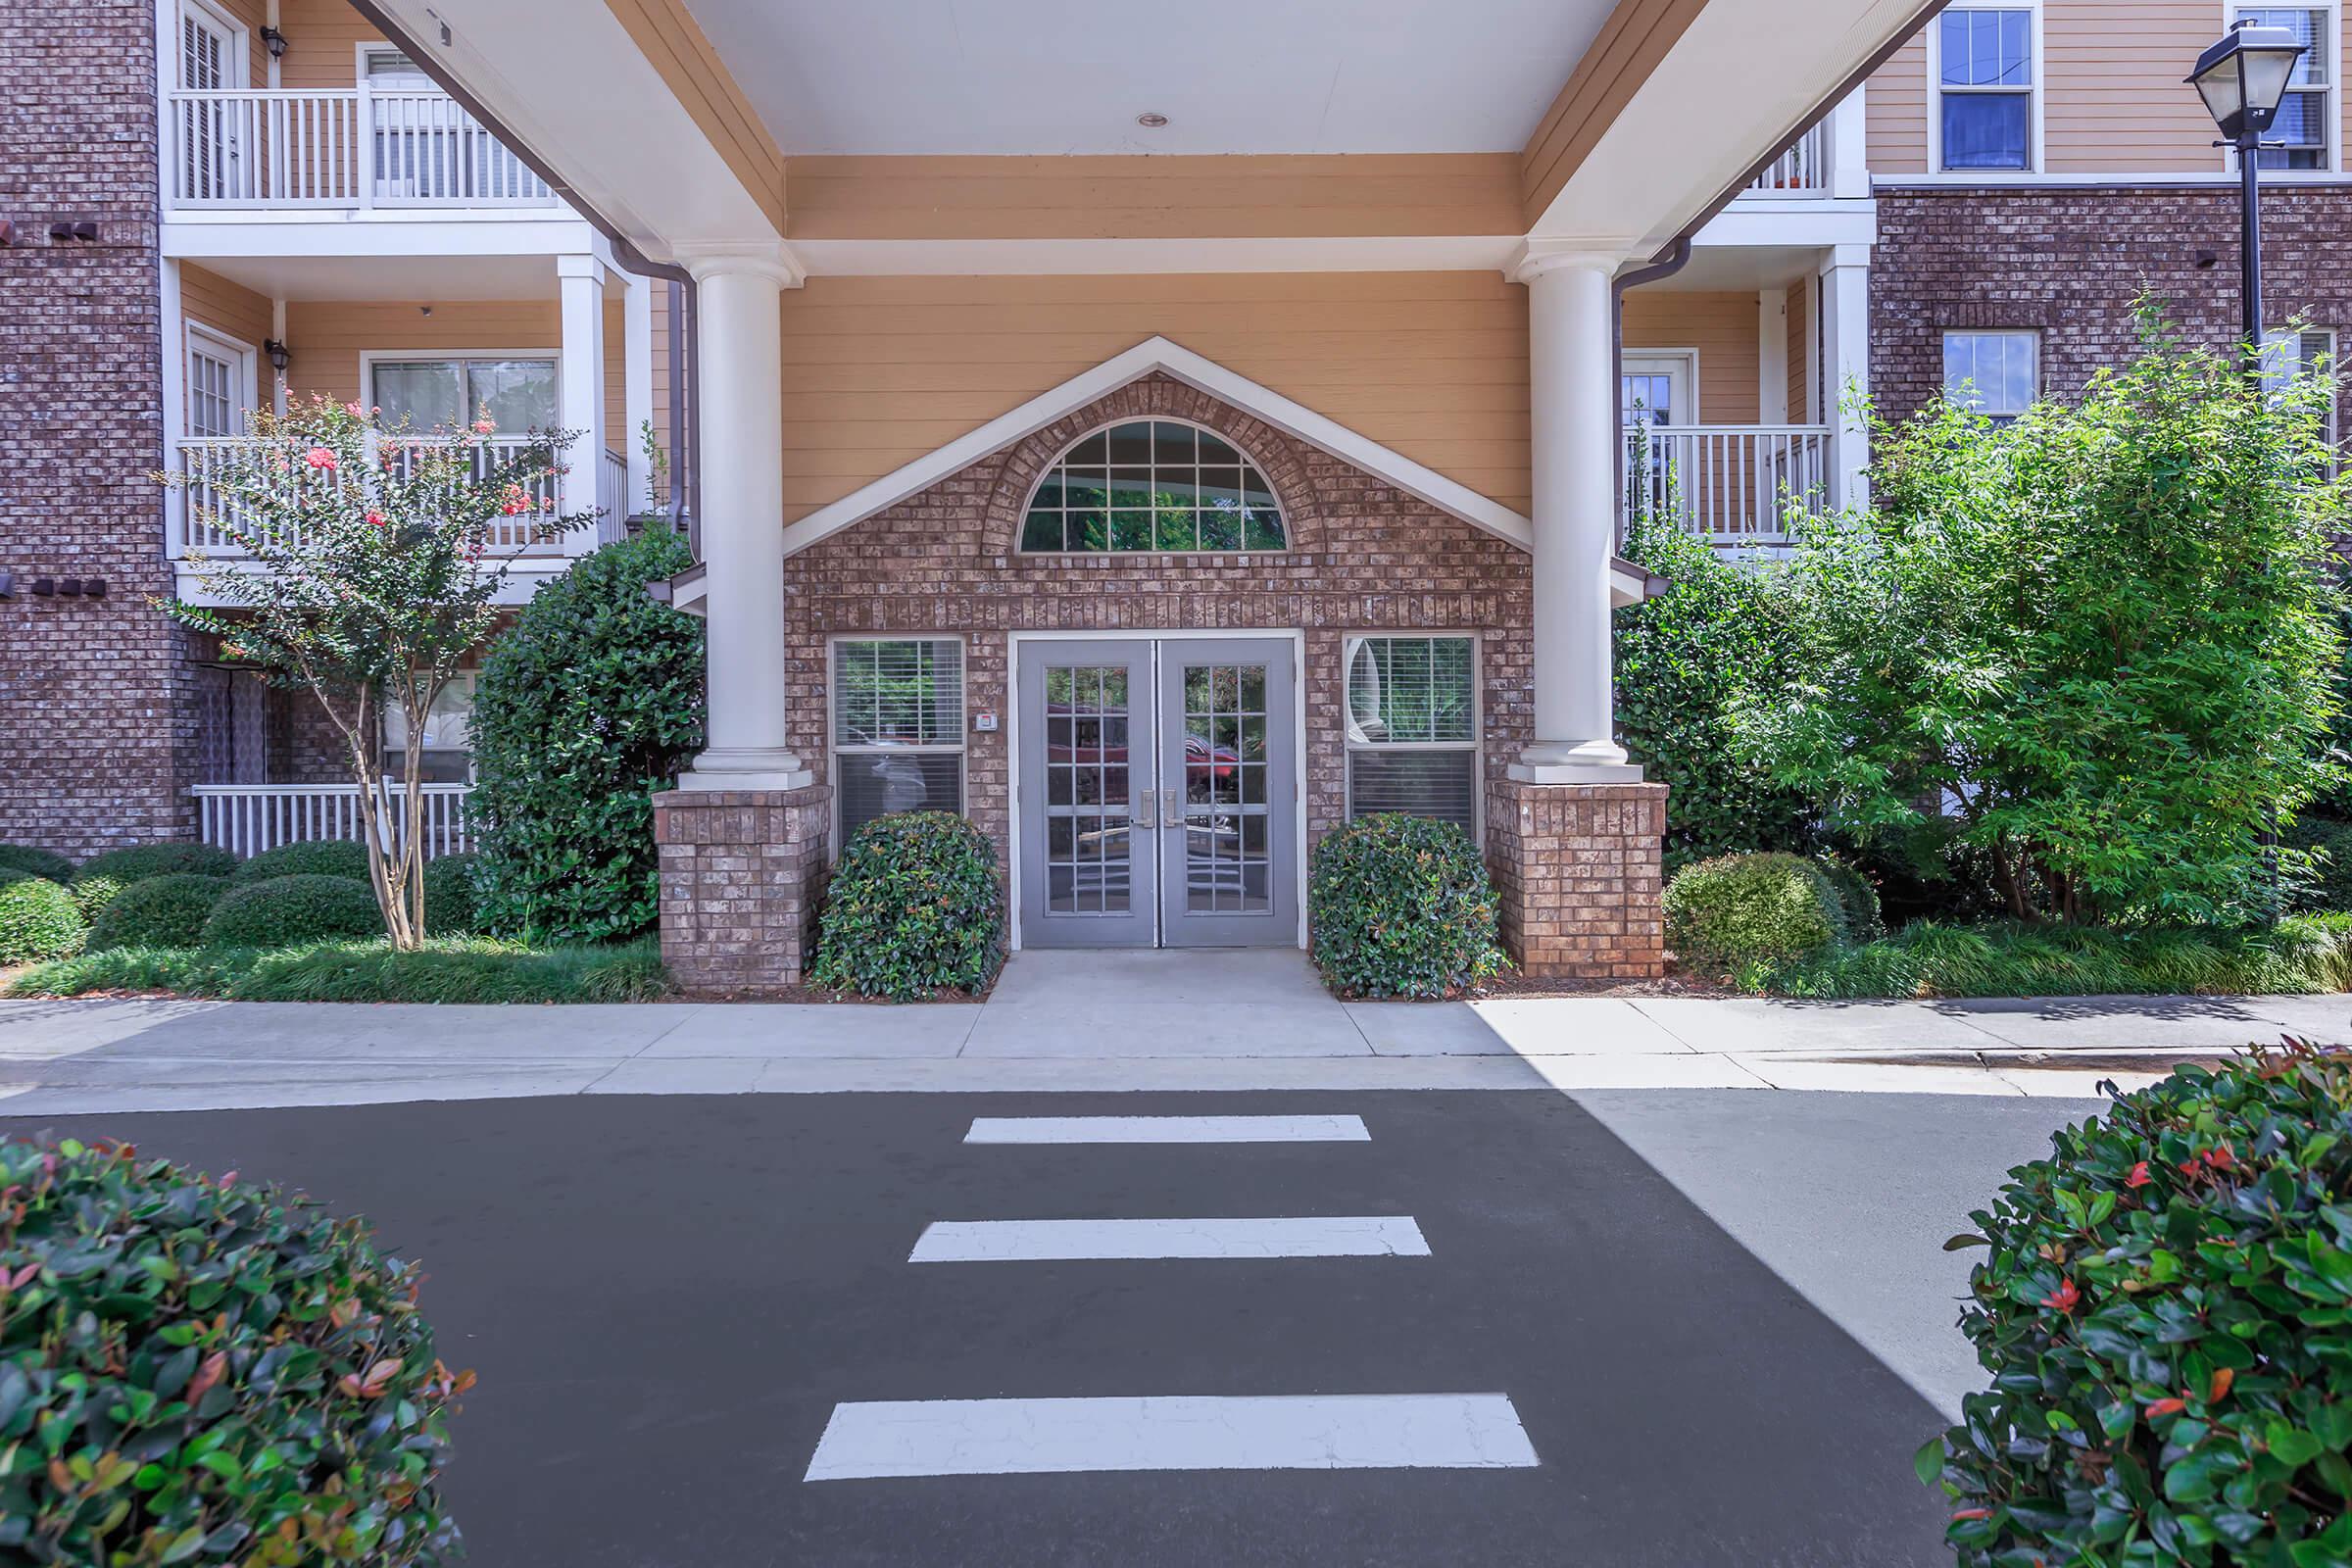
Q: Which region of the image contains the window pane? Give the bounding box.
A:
[372,361,465,430]
[466,360,557,431]
[1944,332,2035,416]
[1941,92,2030,170]
[1021,419,1285,553]
[1941,9,2032,85]
[837,754,962,844]
[833,639,963,746]
[2238,9,2327,83]
[1346,637,1475,746]
[1348,751,1476,831]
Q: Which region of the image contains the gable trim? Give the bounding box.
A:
[777,335,1535,560]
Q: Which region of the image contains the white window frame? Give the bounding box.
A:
[1926,1,2044,175]
[1340,632,1484,840]
[2263,325,2339,442]
[1621,350,1700,426]
[1017,416,1290,556]
[2225,4,2341,174]
[360,348,562,432]
[826,634,970,860]
[184,321,258,437]
[1941,329,2040,418]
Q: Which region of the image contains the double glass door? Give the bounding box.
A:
[1017,637,1297,948]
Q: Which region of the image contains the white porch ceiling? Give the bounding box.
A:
[682,0,1617,156]
[183,253,566,301]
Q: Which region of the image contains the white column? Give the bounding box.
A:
[676,248,811,791]
[623,270,655,518]
[1510,249,1641,783]
[556,253,607,551]
[160,259,187,556]
[1819,244,1871,510]
[1828,86,1871,201]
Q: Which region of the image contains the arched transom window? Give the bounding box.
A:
[1020,418,1287,553]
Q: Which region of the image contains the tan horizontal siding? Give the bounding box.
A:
[602,0,784,229]
[282,299,560,406]
[2044,0,2219,172]
[277,0,384,91]
[1867,30,1930,174]
[180,263,271,356]
[785,155,1521,241]
[1622,291,1761,424]
[650,282,678,474]
[776,272,1531,521]
[603,286,625,448]
[1786,279,1811,423]
[1521,0,1707,225]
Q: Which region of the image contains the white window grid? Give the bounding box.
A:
[1942,330,2040,419]
[1019,417,1288,555]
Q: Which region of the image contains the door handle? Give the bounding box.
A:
[1132,790,1154,831]
[1161,787,1183,826]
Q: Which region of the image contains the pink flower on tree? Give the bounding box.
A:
[343,401,365,416]
[304,447,337,471]
[538,495,555,512]
[471,417,496,435]
[366,511,387,527]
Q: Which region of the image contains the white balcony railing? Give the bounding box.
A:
[167,88,557,210]
[175,435,567,557]
[597,446,630,544]
[1746,121,1832,195]
[193,782,473,860]
[1623,425,1833,543]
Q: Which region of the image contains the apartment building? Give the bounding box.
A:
[2,0,2303,989]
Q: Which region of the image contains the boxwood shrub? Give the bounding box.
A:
[1815,856,1886,944]
[0,876,86,964]
[201,874,385,949]
[230,839,372,884]
[0,844,76,884]
[0,1134,470,1564]
[1308,814,1507,999]
[85,873,231,952]
[74,843,237,886]
[1663,851,1844,976]
[423,853,483,935]
[1921,1041,2352,1566]
[809,811,1003,1001]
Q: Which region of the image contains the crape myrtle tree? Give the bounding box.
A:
[160,394,597,949]
[1730,307,2346,925]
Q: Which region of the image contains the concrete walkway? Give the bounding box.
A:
[2,950,2344,1113]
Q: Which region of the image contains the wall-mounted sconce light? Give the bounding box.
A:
[260,24,288,57]
[264,339,291,372]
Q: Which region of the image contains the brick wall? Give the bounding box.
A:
[0,0,202,858]
[1871,184,2352,421]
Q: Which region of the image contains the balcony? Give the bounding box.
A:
[1622,425,1833,544]
[166,88,558,211]
[193,781,472,859]
[1745,121,1830,195]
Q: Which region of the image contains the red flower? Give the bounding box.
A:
[304,447,337,470]
[365,511,386,527]
[2126,1161,2152,1189]
[2145,1397,2187,1419]
[2204,1145,2236,1171]
[2042,1278,2081,1313]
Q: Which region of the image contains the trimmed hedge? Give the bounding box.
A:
[85,873,231,952]
[0,844,75,884]
[422,853,482,936]
[230,839,371,884]
[6,939,668,1004]
[200,874,384,949]
[1815,857,1886,944]
[0,1134,470,1563]
[1922,1041,2352,1566]
[74,843,237,886]
[809,812,1004,1001]
[1664,851,1844,976]
[1308,813,1508,1000]
[0,877,85,964]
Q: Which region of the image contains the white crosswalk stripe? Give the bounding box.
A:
[963,1113,1371,1144]
[908,1214,1430,1261]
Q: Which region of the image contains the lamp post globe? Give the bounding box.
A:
[2187,21,2306,364]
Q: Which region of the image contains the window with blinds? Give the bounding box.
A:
[831,638,966,848]
[1344,635,1478,832]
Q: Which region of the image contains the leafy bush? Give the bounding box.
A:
[0,844,75,883]
[469,526,704,943]
[200,874,384,950]
[2286,813,2352,913]
[1814,857,1885,944]
[423,853,483,935]
[0,876,85,964]
[0,1134,470,1563]
[1663,852,1843,975]
[1921,1042,2352,1565]
[68,874,130,923]
[85,873,230,951]
[809,811,1004,1001]
[75,843,237,886]
[7,938,669,1004]
[231,838,371,884]
[1748,915,2352,1000]
[4,946,263,1000]
[1734,308,2346,925]
[1615,500,1815,872]
[1308,814,1508,999]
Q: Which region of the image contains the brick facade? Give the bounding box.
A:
[651,786,832,994]
[1486,781,1669,980]
[0,0,204,858]
[1870,185,2352,421]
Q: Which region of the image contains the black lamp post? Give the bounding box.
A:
[2188,21,2307,370]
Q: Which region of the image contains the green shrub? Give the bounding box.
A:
[1922,1042,2352,1566]
[1663,852,1843,975]
[469,526,704,943]
[1308,814,1507,999]
[0,877,85,964]
[68,874,129,922]
[0,1134,469,1563]
[201,874,384,949]
[422,853,483,935]
[0,844,75,883]
[7,939,668,1004]
[231,838,372,884]
[2286,812,2352,913]
[810,811,1003,1001]
[1814,857,1885,944]
[1748,915,2352,1000]
[84,873,231,952]
[5,946,263,1000]
[75,843,237,886]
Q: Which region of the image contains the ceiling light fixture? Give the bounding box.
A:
[1136,112,1168,128]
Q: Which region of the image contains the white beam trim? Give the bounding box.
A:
[778,336,1536,559]
[788,235,1522,277]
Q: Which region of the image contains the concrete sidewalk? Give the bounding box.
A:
[2,950,2344,1113]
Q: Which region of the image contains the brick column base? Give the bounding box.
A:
[651,786,832,996]
[1485,780,1670,981]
